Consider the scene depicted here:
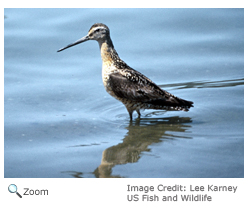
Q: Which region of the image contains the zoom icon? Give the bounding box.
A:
[8,184,22,198]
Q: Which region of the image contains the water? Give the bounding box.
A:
[4,8,244,178]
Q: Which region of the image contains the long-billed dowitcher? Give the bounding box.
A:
[57,23,193,120]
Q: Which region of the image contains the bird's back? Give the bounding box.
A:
[107,66,193,111]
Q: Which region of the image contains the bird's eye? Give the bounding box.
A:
[96,29,100,33]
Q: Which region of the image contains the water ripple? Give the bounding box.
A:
[160,78,244,90]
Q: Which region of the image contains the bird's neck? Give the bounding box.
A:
[98,37,120,66]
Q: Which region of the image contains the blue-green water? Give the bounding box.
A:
[4,8,244,178]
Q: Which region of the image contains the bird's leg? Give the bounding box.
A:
[136,109,141,119]
[129,112,133,120]
[126,107,134,120]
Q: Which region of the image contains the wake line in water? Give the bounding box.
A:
[160,78,244,90]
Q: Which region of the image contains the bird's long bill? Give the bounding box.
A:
[57,35,89,52]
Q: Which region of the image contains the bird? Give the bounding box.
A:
[57,23,193,120]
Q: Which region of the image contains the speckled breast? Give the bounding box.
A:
[102,63,118,98]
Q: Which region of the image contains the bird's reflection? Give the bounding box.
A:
[93,116,192,178]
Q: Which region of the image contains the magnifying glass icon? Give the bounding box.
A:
[8,184,22,198]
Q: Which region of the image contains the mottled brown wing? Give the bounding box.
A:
[109,71,193,108]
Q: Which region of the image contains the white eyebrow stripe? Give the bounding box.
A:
[95,26,106,31]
